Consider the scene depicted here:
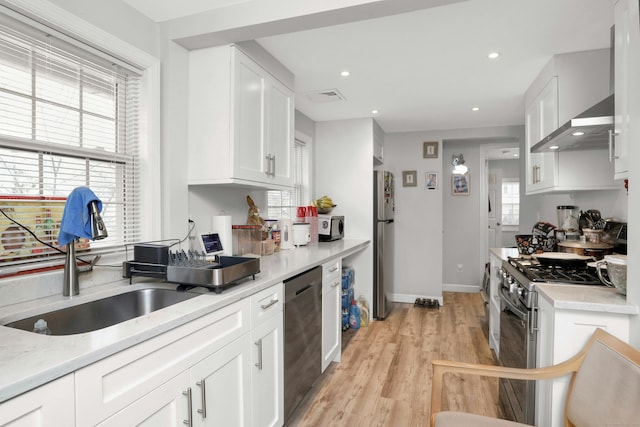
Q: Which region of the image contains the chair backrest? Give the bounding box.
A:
[565,329,640,427]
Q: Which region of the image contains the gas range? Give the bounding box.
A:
[506,256,603,286]
[500,256,605,310]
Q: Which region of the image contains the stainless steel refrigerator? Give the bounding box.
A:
[373,170,395,319]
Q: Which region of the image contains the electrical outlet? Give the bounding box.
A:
[457,263,463,272]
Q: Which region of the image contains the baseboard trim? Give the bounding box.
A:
[389,293,443,306]
[442,283,481,293]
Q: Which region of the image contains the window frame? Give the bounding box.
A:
[0,2,161,258]
[267,131,312,219]
[500,177,520,228]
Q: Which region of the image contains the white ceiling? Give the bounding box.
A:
[122,0,613,135]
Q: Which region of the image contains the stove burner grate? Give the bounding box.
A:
[507,257,603,285]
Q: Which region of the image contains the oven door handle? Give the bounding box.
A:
[499,287,528,321]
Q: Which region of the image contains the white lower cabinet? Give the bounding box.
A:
[251,314,284,427]
[536,293,630,427]
[190,335,253,426]
[321,259,342,373]
[97,373,190,426]
[75,282,284,427]
[0,374,74,427]
[250,283,284,427]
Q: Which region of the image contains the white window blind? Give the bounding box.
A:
[267,139,308,219]
[0,17,141,265]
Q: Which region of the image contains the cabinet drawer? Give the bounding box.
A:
[76,298,250,426]
[322,259,341,278]
[251,283,283,326]
[322,259,342,292]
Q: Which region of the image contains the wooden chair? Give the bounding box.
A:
[430,328,640,427]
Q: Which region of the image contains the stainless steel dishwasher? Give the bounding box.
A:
[283,265,322,423]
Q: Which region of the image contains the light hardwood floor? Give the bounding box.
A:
[287,292,503,426]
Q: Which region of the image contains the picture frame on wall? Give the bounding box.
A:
[452,174,470,195]
[402,170,417,187]
[426,172,438,189]
[423,141,439,159]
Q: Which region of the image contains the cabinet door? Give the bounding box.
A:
[525,77,558,194]
[97,373,190,427]
[234,50,268,183]
[265,78,294,186]
[322,273,341,372]
[614,0,639,179]
[251,313,284,427]
[190,336,252,427]
[0,375,74,427]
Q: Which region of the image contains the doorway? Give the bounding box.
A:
[480,143,520,264]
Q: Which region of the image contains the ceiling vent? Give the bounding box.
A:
[304,89,346,103]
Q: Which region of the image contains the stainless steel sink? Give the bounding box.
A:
[4,288,199,335]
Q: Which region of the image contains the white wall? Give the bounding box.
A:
[385,127,525,300]
[383,133,443,303]
[315,119,374,311]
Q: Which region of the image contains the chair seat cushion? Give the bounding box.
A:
[434,411,531,427]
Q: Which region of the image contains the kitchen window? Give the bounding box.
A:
[501,178,520,226]
[267,137,309,218]
[0,14,142,267]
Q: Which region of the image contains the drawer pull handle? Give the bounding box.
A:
[329,266,338,273]
[196,379,207,418]
[260,298,278,310]
[331,280,340,288]
[255,338,263,370]
[183,387,193,426]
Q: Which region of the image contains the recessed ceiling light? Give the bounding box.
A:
[341,70,350,77]
[472,106,480,112]
[572,131,585,136]
[488,52,500,59]
[371,109,379,114]
[513,154,519,158]
[549,145,560,150]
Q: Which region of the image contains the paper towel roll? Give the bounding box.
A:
[212,215,232,255]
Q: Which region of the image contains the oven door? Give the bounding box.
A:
[498,288,536,425]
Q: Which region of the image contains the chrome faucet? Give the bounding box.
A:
[62,200,108,296]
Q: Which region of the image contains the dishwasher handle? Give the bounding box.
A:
[295,284,313,296]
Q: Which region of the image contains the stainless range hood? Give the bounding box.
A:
[530,94,614,153]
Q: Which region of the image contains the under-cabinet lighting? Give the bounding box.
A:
[549,145,559,150]
[572,131,585,136]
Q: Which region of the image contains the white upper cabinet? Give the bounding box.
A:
[188,45,294,190]
[524,49,619,194]
[614,0,640,180]
[525,77,559,193]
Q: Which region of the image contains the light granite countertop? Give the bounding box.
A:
[0,239,369,403]
[489,247,637,316]
[536,284,638,315]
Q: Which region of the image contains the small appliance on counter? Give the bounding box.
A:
[318,214,344,241]
[278,218,294,250]
[292,222,311,246]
